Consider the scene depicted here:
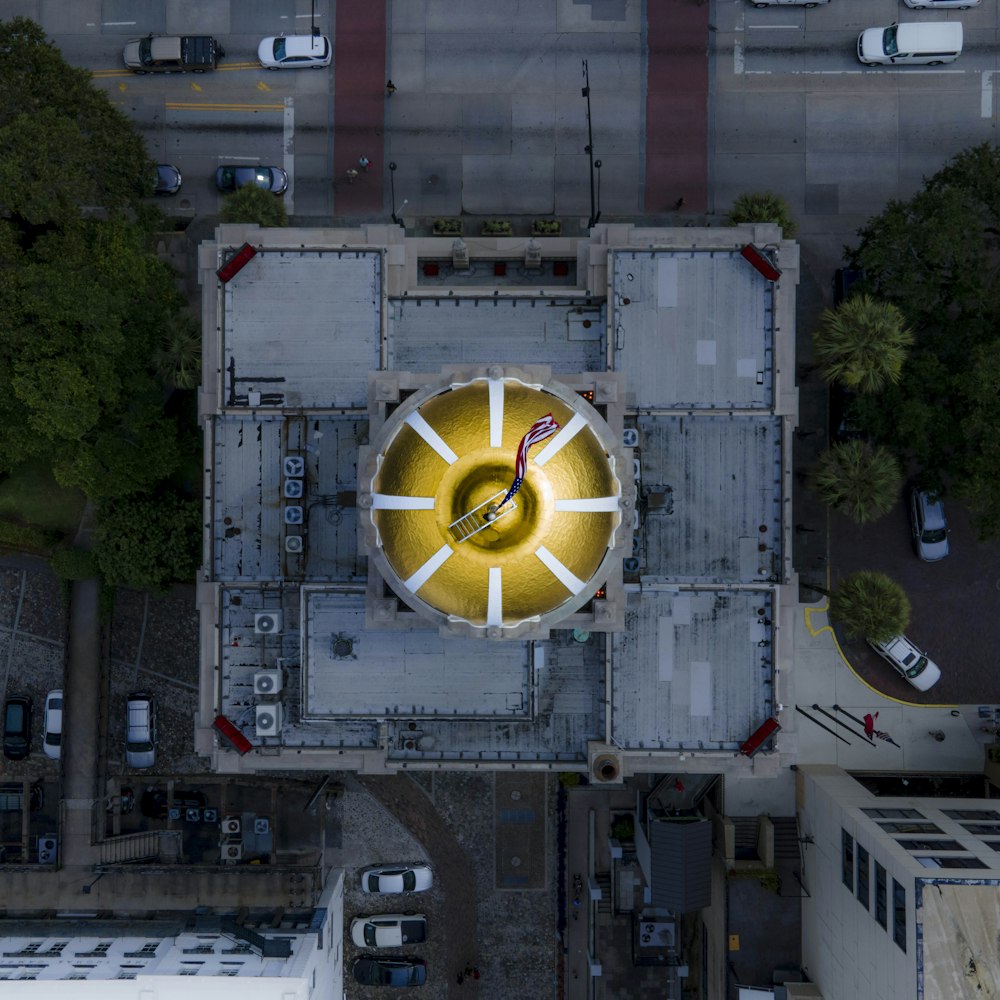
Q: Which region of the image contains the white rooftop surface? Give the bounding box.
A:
[612,589,773,750]
[388,297,606,373]
[611,250,773,410]
[222,250,381,410]
[302,591,529,718]
[212,415,366,582]
[635,414,783,584]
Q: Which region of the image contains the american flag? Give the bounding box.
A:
[498,414,560,508]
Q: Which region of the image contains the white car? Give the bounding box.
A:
[903,0,980,8]
[868,635,941,691]
[360,863,433,894]
[258,34,332,69]
[350,913,427,948]
[42,690,63,760]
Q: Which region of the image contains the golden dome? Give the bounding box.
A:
[366,377,622,630]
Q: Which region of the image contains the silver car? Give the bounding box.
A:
[125,693,156,769]
[903,0,980,8]
[909,489,949,562]
[360,863,433,894]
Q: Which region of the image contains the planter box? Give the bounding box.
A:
[532,220,562,236]
[433,219,463,236]
[481,221,512,236]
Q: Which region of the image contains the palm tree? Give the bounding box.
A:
[807,440,902,524]
[728,191,798,238]
[813,295,914,394]
[221,184,288,228]
[829,570,910,643]
[155,319,201,391]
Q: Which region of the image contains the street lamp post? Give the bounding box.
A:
[389,162,399,224]
[582,60,599,229]
[594,159,602,227]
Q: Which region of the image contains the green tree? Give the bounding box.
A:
[94,491,201,592]
[220,184,288,227]
[813,295,914,394]
[807,440,903,524]
[155,316,202,391]
[828,570,910,643]
[728,191,797,238]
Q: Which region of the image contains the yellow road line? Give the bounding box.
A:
[92,62,261,78]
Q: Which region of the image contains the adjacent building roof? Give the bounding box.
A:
[649,816,713,912]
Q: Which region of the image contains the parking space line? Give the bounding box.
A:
[983,71,994,119]
[132,592,149,686]
[734,40,744,75]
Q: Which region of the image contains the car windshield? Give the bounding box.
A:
[905,656,928,678]
[273,38,286,61]
[883,25,898,56]
[402,870,416,890]
[364,924,377,946]
[47,731,61,746]
[5,705,22,729]
[138,37,154,65]
[922,527,947,543]
[128,740,153,752]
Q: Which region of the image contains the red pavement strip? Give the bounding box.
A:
[645,0,709,214]
[333,0,386,215]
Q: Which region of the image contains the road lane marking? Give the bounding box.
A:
[165,102,285,111]
[983,71,994,119]
[734,40,745,75]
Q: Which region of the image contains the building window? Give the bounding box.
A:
[896,839,962,851]
[961,823,1000,835]
[116,972,137,980]
[892,879,906,951]
[878,822,943,834]
[984,841,1000,852]
[943,809,1000,821]
[856,845,870,909]
[862,808,924,819]
[916,856,987,869]
[219,968,239,977]
[178,968,199,976]
[875,862,887,929]
[842,830,854,890]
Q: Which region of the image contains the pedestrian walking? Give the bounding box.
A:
[385,79,396,97]
[456,971,464,985]
[472,968,480,981]
[359,155,371,171]
[674,196,686,210]
[345,168,359,184]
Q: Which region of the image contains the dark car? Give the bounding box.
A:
[154,164,182,195]
[352,956,426,988]
[3,695,32,760]
[215,165,288,195]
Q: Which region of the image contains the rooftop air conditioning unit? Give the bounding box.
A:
[283,479,304,499]
[284,506,304,524]
[283,455,305,478]
[285,535,304,554]
[256,702,283,737]
[37,836,57,865]
[622,428,639,448]
[222,842,243,862]
[254,611,283,635]
[254,670,283,696]
[221,817,241,836]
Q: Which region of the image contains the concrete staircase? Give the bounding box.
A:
[99,830,182,865]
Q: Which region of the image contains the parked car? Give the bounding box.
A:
[903,0,979,7]
[857,22,963,66]
[123,34,224,73]
[154,164,182,195]
[215,165,288,195]
[258,33,332,69]
[351,913,428,948]
[125,693,157,769]
[909,489,949,561]
[3,695,32,760]
[360,863,434,894]
[869,635,941,691]
[352,956,426,987]
[42,690,63,760]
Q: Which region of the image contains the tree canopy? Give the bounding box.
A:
[0,17,197,586]
[847,143,1000,537]
[808,440,903,525]
[728,191,797,238]
[829,570,910,644]
[220,184,289,227]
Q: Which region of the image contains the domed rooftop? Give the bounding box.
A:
[363,375,624,633]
